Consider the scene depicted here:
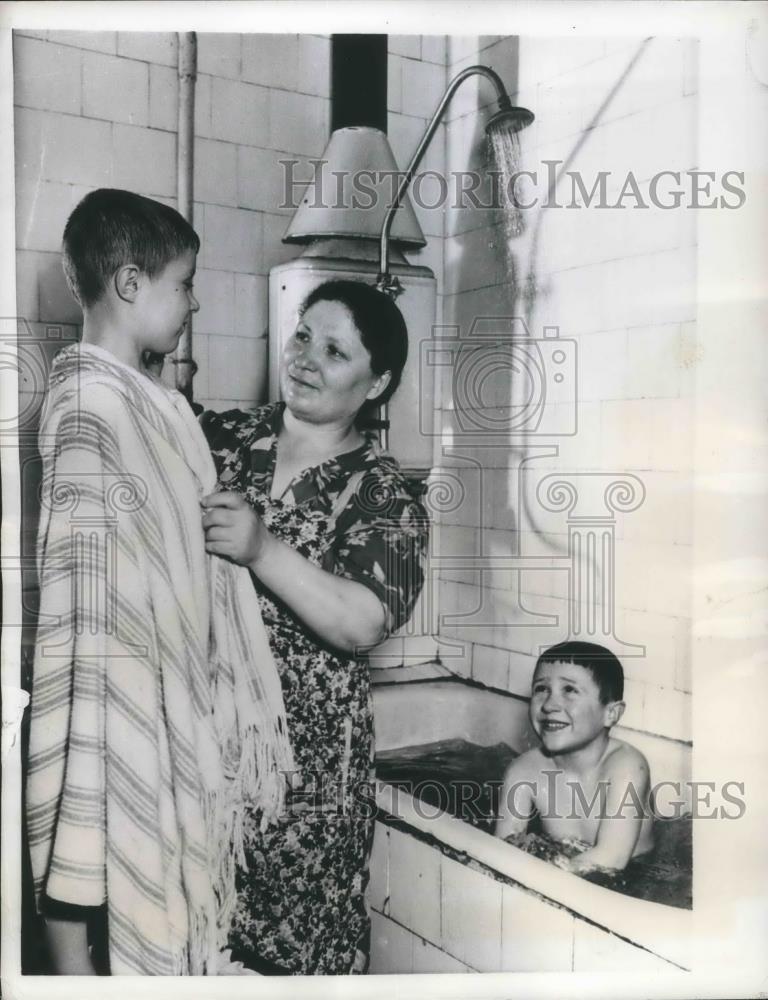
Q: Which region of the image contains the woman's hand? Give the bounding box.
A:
[202,491,386,653]
[202,491,271,570]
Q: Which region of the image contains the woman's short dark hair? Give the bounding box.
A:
[62,188,200,308]
[299,280,409,424]
[535,641,624,704]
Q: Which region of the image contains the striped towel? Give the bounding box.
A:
[27,343,295,975]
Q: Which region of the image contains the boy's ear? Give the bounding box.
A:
[604,700,625,727]
[114,264,142,303]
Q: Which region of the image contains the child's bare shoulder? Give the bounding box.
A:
[502,746,550,783]
[602,737,651,783]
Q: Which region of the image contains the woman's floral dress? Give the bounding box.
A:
[201,403,428,975]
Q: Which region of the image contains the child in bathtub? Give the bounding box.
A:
[495,641,653,873]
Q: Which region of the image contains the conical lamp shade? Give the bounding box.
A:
[283,127,426,248]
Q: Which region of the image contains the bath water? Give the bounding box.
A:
[375,738,692,911]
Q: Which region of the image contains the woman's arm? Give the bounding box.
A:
[202,491,386,653]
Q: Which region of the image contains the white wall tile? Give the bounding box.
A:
[440,856,502,971]
[619,677,646,731]
[448,37,479,66]
[436,636,473,678]
[390,36,421,60]
[574,328,629,404]
[617,608,681,689]
[241,33,298,92]
[112,124,176,199]
[599,398,654,471]
[537,263,607,337]
[520,37,606,88]
[572,919,674,971]
[210,77,268,147]
[420,36,447,66]
[234,273,268,340]
[444,222,505,295]
[200,204,262,274]
[47,30,117,55]
[622,470,693,547]
[368,823,389,913]
[296,35,330,98]
[649,398,696,474]
[412,936,472,973]
[15,251,40,323]
[409,235,444,293]
[82,51,149,126]
[13,177,61,253]
[238,145,298,214]
[643,682,691,742]
[207,333,267,404]
[192,268,235,337]
[500,884,574,971]
[36,111,113,188]
[401,57,446,121]
[194,138,238,207]
[507,652,537,699]
[369,911,413,974]
[148,63,177,132]
[388,828,441,945]
[194,72,213,138]
[625,323,684,400]
[197,33,240,79]
[471,643,510,690]
[13,36,82,115]
[674,617,691,693]
[190,331,209,401]
[387,54,404,115]
[262,213,301,272]
[268,89,330,157]
[116,31,177,67]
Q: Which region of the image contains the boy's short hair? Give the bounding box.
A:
[535,640,624,703]
[62,188,200,308]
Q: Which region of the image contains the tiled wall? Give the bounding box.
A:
[13,30,331,410]
[425,35,696,744]
[13,31,696,743]
[369,821,675,973]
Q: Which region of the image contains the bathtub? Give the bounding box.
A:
[368,664,692,974]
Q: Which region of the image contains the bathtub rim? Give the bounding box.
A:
[375,781,691,971]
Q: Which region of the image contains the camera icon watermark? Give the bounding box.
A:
[420,317,577,438]
[0,318,78,444]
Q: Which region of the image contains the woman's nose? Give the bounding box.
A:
[189,292,200,313]
[294,346,317,370]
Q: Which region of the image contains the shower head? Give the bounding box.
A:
[485,102,535,135]
[377,63,535,294]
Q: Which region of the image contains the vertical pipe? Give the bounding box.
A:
[175,32,197,400]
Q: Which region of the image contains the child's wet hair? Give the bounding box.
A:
[62,188,200,308]
[535,641,624,704]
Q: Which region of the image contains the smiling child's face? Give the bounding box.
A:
[139,249,200,356]
[529,660,619,757]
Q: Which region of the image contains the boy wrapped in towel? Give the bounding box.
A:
[26,189,295,975]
